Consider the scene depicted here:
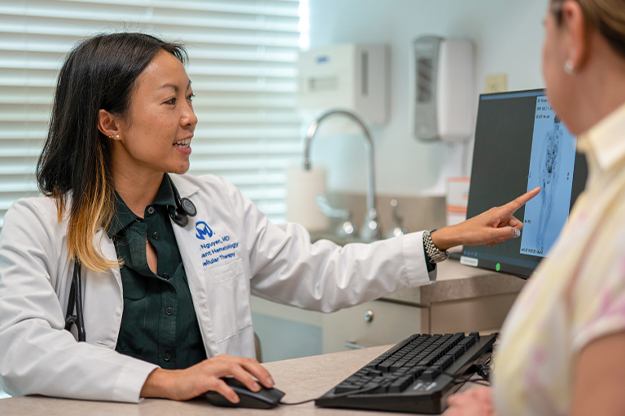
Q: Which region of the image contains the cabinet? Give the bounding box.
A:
[251,260,525,362]
[322,299,423,353]
[251,296,323,362]
[321,260,525,354]
[388,259,525,334]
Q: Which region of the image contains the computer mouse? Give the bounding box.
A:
[204,377,285,409]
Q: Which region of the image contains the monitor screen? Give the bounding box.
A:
[460,89,588,278]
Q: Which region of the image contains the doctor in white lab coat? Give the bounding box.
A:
[0,32,538,404]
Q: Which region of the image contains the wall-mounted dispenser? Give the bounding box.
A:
[411,36,474,141]
[297,44,388,124]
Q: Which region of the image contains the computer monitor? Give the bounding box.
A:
[460,89,588,278]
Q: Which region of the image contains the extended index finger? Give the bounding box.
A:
[502,187,541,216]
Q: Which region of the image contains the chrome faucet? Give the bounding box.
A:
[303,109,381,242]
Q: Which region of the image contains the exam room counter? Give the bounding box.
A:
[0,344,451,416]
[253,256,524,357]
[252,192,526,358]
[321,258,524,354]
[328,193,524,331]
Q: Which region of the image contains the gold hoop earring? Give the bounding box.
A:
[564,60,575,75]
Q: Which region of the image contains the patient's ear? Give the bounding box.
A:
[561,0,589,71]
[97,109,121,141]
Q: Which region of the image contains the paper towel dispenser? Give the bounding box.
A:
[297,44,388,124]
[411,36,474,141]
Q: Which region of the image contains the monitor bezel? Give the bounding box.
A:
[460,88,584,280]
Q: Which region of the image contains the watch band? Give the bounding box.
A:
[423,229,449,264]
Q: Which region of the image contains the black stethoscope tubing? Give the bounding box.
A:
[64,261,85,341]
[64,182,196,342]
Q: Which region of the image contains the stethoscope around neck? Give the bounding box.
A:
[170,183,197,227]
[64,182,197,341]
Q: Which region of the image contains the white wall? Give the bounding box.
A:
[307,0,549,196]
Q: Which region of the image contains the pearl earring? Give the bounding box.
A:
[115,134,119,138]
[564,60,575,75]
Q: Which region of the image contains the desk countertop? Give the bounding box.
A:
[382,258,526,306]
[0,344,453,416]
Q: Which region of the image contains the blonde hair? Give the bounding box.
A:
[55,145,117,271]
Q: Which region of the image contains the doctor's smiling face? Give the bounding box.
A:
[107,49,198,179]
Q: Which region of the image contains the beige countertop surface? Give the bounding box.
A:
[382,258,526,306]
[0,344,461,416]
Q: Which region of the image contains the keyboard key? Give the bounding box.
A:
[362,382,381,391]
[334,384,360,393]
[460,337,475,348]
[408,366,427,379]
[420,367,441,382]
[439,355,455,370]
[390,361,407,372]
[368,381,393,394]
[387,382,404,393]
[377,360,395,372]
[344,375,362,384]
[388,375,413,393]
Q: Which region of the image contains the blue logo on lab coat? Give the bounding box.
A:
[195,221,213,240]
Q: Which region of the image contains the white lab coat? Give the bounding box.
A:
[0,174,435,403]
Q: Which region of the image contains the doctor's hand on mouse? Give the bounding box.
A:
[140,354,273,403]
[430,187,541,251]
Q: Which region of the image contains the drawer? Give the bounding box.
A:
[322,299,422,354]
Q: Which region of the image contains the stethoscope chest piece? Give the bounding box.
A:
[171,185,197,227]
[180,197,197,217]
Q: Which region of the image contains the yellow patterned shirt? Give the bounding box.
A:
[493,103,625,416]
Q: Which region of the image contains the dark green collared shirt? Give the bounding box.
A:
[107,174,206,369]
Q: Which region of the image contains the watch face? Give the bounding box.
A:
[430,251,449,263]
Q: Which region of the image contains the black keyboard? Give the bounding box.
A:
[315,332,497,414]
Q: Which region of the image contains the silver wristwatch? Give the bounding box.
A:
[423,229,449,264]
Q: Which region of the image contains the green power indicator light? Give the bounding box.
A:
[496,263,501,271]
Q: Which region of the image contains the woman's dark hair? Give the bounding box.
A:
[36,32,187,271]
[551,0,625,59]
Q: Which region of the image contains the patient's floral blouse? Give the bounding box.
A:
[493,104,625,416]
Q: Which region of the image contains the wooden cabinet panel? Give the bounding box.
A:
[423,293,518,334]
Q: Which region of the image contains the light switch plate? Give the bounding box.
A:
[485,73,507,93]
